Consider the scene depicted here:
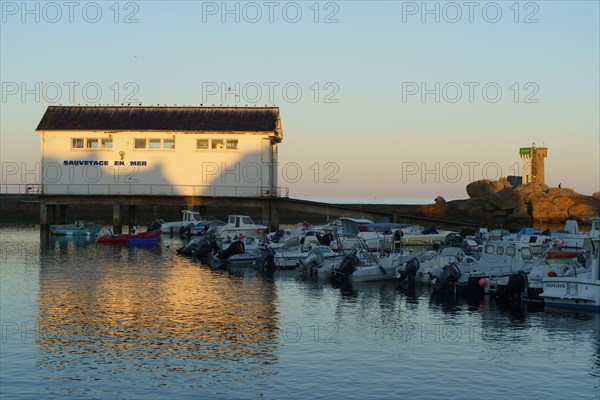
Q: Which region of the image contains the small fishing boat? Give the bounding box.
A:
[160,210,207,233]
[540,237,600,312]
[97,227,162,243]
[214,215,268,239]
[50,220,102,236]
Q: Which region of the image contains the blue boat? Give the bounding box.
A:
[126,238,160,248]
[50,220,103,236]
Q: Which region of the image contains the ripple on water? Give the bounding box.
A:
[1,226,599,399]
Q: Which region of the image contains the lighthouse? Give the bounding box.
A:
[519,143,548,184]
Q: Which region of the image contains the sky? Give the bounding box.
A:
[1,0,599,200]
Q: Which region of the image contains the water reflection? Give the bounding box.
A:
[36,235,279,390]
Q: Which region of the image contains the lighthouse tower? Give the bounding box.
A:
[520,143,548,184]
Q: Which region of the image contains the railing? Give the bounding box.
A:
[0,184,42,194]
[1,183,289,198]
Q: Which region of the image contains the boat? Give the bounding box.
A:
[50,220,102,236]
[409,246,477,285]
[398,225,457,246]
[433,240,540,296]
[315,236,419,282]
[540,237,600,312]
[213,236,263,266]
[126,238,160,248]
[273,235,338,270]
[551,217,600,249]
[213,215,268,239]
[97,227,162,243]
[159,210,212,233]
[186,219,226,235]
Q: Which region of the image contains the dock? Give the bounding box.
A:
[1,184,479,233]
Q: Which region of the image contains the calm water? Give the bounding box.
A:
[1,225,599,399]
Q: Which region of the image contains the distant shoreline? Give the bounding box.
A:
[292,197,453,205]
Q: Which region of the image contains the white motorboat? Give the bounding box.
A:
[447,240,540,294]
[315,236,419,282]
[273,235,337,270]
[540,237,600,312]
[214,215,268,240]
[411,247,476,285]
[160,210,211,233]
[398,225,458,246]
[551,217,600,249]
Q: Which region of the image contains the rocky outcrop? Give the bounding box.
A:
[466,177,513,198]
[416,179,599,228]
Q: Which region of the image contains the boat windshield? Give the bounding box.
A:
[441,247,464,256]
[520,247,533,260]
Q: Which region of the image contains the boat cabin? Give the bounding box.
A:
[182,210,206,223]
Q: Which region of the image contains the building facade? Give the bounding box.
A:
[36,106,284,196]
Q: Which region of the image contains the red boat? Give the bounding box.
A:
[98,229,162,243]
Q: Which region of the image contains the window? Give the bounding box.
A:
[149,139,161,149]
[197,139,209,150]
[496,247,504,255]
[86,139,99,149]
[212,139,224,150]
[506,246,516,256]
[72,138,84,149]
[485,244,494,254]
[101,138,113,149]
[197,138,238,150]
[163,139,176,149]
[520,247,533,260]
[134,139,147,149]
[242,217,253,225]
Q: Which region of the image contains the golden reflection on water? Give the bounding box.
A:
[37,237,279,372]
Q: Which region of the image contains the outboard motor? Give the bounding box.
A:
[506,271,529,296]
[394,230,404,241]
[444,233,463,247]
[148,219,164,232]
[396,258,420,282]
[432,262,461,293]
[217,240,245,260]
[317,233,333,246]
[333,253,359,277]
[177,237,203,256]
[270,229,285,243]
[193,237,220,258]
[297,248,326,274]
[422,226,438,235]
[254,247,276,277]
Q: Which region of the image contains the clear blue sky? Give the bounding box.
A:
[1,1,598,199]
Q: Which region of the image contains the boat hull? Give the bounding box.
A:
[50,224,102,236]
[540,277,600,312]
[98,230,162,243]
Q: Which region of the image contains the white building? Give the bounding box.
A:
[36,106,284,196]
